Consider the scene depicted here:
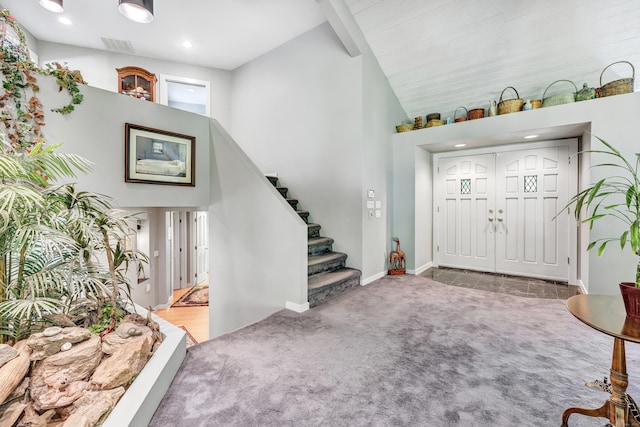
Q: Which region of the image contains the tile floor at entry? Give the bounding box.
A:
[420,266,581,300]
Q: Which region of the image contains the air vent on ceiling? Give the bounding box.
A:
[100,37,135,54]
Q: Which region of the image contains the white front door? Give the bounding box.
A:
[436,140,574,281]
[437,154,496,272]
[194,211,209,285]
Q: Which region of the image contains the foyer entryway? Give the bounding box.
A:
[435,139,577,282]
[267,176,361,306]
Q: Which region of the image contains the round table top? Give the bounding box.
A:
[567,294,640,343]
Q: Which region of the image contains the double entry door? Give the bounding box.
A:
[436,141,575,281]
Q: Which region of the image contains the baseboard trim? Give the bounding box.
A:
[408,262,432,276]
[362,271,386,286]
[286,301,309,313]
[577,279,587,294]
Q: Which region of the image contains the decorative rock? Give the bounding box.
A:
[42,326,62,337]
[0,344,18,369]
[61,387,125,427]
[5,377,29,403]
[16,405,55,427]
[35,379,91,411]
[0,341,31,405]
[115,322,146,339]
[0,401,26,427]
[27,327,92,361]
[102,325,152,355]
[60,342,72,352]
[122,312,147,326]
[91,334,153,390]
[30,335,102,402]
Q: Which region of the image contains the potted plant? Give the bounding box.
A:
[566,135,640,316]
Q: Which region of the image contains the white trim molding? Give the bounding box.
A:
[408,262,432,276]
[286,301,309,313]
[362,271,386,286]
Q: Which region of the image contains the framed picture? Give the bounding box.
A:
[124,123,195,186]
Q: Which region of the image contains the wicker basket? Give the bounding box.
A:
[454,106,468,123]
[530,99,542,109]
[426,119,445,128]
[542,80,577,108]
[600,61,635,97]
[467,108,484,120]
[413,116,423,130]
[497,86,524,115]
[396,124,413,133]
[426,113,440,121]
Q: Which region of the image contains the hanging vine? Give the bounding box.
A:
[0,9,86,150]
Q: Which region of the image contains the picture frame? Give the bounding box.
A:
[124,123,195,186]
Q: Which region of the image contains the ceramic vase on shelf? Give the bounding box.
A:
[523,99,532,111]
[488,100,497,117]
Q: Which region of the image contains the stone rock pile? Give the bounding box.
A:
[0,312,162,426]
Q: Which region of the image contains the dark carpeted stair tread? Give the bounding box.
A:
[297,210,310,223]
[308,252,347,275]
[266,176,278,186]
[308,237,334,255]
[308,268,361,291]
[307,223,321,238]
[286,198,298,209]
[276,187,288,197]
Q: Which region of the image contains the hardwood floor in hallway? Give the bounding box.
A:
[154,286,209,344]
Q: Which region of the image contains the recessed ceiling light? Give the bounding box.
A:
[39,0,64,13]
[187,88,195,93]
[524,134,539,139]
[58,16,72,25]
[454,143,466,148]
[118,0,154,24]
[183,41,193,49]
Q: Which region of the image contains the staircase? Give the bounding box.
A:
[267,176,361,307]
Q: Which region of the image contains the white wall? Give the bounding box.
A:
[37,75,308,337]
[392,92,640,296]
[230,23,364,271]
[36,41,232,129]
[209,121,308,337]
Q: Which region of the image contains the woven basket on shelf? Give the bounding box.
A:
[454,106,468,122]
[497,86,524,115]
[426,119,445,128]
[530,99,542,109]
[467,108,484,120]
[600,61,635,97]
[396,124,413,133]
[542,80,577,108]
[426,113,440,121]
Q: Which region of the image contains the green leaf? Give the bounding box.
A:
[621,231,629,250]
[597,241,608,256]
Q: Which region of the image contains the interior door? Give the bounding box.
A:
[437,154,495,272]
[494,146,570,280]
[194,211,209,285]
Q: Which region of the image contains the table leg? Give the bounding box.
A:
[561,338,631,427]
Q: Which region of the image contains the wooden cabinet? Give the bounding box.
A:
[116,66,157,102]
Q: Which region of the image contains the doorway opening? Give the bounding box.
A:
[159,74,211,117]
[433,138,578,283]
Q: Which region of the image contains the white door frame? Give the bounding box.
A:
[432,138,579,284]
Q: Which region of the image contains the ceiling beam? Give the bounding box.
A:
[316,0,361,58]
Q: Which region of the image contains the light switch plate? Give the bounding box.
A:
[375,210,381,218]
[375,201,382,208]
[367,201,375,209]
[367,189,375,198]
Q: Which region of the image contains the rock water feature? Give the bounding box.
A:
[0,313,162,426]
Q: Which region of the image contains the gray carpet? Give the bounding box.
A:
[150,274,640,426]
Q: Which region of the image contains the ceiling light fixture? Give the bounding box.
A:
[58,16,72,25]
[524,134,539,139]
[118,0,154,24]
[39,0,64,13]
[454,143,466,148]
[182,41,193,49]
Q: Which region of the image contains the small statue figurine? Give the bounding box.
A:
[389,237,406,275]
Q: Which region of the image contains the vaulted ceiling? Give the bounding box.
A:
[2,0,639,120]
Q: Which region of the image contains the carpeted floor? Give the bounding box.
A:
[150,274,640,426]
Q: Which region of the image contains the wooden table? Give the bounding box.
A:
[563,294,640,427]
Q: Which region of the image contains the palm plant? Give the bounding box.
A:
[566,135,640,287]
